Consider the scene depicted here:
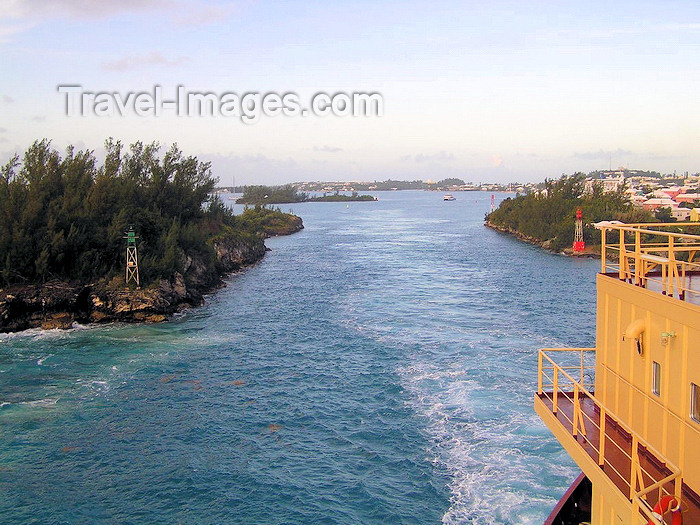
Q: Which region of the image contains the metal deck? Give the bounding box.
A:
[538,391,700,524]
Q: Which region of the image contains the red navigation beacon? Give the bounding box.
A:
[573,208,585,252]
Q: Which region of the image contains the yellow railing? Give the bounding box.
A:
[538,348,682,524]
[635,474,684,525]
[596,221,700,303]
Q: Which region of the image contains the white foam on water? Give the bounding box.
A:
[37,354,53,365]
[75,378,110,396]
[0,327,66,343]
[0,322,107,344]
[20,398,59,408]
[398,360,571,525]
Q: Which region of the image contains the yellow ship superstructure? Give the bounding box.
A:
[535,222,700,524]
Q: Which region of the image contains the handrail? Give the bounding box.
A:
[595,222,700,302]
[634,472,683,524]
[538,348,683,523]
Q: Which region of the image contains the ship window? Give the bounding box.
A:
[652,362,661,397]
[692,383,700,423]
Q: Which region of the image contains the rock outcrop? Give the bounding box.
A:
[484,221,599,258]
[0,224,302,333]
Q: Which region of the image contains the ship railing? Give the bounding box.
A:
[538,348,683,523]
[537,347,595,394]
[596,221,700,303]
[635,473,683,525]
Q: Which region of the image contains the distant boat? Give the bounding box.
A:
[443,194,456,201]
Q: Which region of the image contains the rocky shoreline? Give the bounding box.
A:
[0,218,303,333]
[484,221,599,258]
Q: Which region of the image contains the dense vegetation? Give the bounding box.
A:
[234,204,305,237]
[236,185,376,204]
[363,179,425,190]
[429,178,465,187]
[486,173,654,252]
[236,184,308,204]
[0,139,296,287]
[307,191,376,202]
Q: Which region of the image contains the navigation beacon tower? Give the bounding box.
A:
[573,208,585,252]
[490,194,496,214]
[124,226,140,288]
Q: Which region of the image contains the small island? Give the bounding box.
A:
[235,184,377,205]
[0,139,303,332]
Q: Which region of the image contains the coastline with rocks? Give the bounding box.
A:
[484,220,600,258]
[0,217,303,333]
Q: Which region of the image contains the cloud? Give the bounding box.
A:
[573,148,633,160]
[102,52,190,71]
[199,151,374,186]
[171,3,243,27]
[314,145,343,153]
[0,137,8,143]
[0,0,171,21]
[0,127,7,132]
[0,21,32,42]
[2,95,13,103]
[0,0,241,40]
[31,116,46,122]
[401,150,455,163]
[571,148,681,166]
[200,152,302,185]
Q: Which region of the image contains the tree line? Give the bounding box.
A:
[0,139,286,287]
[236,184,308,204]
[486,173,654,252]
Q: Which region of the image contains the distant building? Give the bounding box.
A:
[676,193,700,204]
[641,197,676,211]
[628,194,647,206]
[584,175,625,194]
[672,207,692,221]
[657,186,684,199]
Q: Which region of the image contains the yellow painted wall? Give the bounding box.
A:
[595,274,700,490]
[593,485,631,525]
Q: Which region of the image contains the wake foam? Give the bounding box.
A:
[398,361,576,525]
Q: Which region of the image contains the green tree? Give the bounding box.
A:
[487,173,653,251]
[654,207,675,223]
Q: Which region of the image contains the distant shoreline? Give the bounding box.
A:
[235,194,377,205]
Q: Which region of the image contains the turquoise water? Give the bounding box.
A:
[0,191,599,524]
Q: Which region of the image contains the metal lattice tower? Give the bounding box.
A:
[573,208,585,252]
[124,226,140,288]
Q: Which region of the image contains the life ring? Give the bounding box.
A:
[646,495,682,525]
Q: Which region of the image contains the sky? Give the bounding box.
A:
[0,0,699,185]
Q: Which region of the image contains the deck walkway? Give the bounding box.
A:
[644,271,700,306]
[538,392,700,524]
